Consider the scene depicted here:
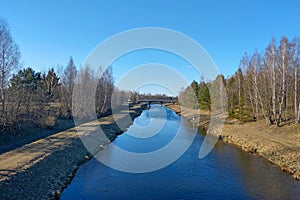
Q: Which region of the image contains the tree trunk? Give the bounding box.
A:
[247,84,255,118]
[293,38,299,124]
[278,38,287,127]
[1,63,6,126]
[297,103,300,123]
[238,70,243,122]
[295,61,298,123]
[220,77,224,114]
[254,77,270,125]
[271,43,277,125]
[253,55,259,120]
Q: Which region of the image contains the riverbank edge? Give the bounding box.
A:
[165,103,300,181]
[0,103,147,200]
[55,103,147,199]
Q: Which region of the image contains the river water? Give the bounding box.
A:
[61,105,300,200]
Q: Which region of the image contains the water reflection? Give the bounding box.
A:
[61,105,300,200]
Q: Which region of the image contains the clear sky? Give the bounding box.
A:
[1,0,300,95]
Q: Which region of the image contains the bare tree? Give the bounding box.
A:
[250,51,260,120]
[226,36,300,127]
[236,68,244,122]
[72,64,97,121]
[62,57,77,118]
[264,38,278,124]
[298,103,300,124]
[0,18,20,126]
[277,37,289,126]
[241,54,252,115]
[242,52,259,121]
[95,66,114,116]
[292,37,300,123]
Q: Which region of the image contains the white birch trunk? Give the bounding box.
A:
[270,42,277,124]
[298,103,300,123]
[253,53,259,119]
[293,38,299,123]
[295,54,298,123]
[278,38,287,126]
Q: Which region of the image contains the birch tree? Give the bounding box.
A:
[95,66,114,117]
[292,37,300,123]
[264,39,278,124]
[62,57,77,118]
[242,53,256,120]
[225,36,300,126]
[0,18,20,126]
[250,51,260,120]
[236,68,244,122]
[277,37,289,126]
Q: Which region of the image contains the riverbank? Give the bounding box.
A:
[0,118,75,154]
[166,103,300,180]
[0,103,146,200]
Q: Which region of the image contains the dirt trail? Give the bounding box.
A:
[0,128,78,182]
[0,104,146,200]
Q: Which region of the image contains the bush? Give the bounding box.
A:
[44,116,56,128]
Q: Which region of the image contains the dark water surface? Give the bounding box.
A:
[61,105,300,200]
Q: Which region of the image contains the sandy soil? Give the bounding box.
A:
[0,103,146,200]
[166,103,300,180]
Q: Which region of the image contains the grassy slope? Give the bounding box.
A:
[222,120,300,180]
[0,103,146,200]
[166,103,300,180]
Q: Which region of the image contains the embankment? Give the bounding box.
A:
[166,103,300,180]
[0,103,146,200]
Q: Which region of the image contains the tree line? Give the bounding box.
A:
[0,18,117,133]
[229,37,300,126]
[0,18,175,134]
[179,78,211,110]
[180,36,300,127]
[0,58,116,133]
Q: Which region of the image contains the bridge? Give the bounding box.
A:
[137,99,176,105]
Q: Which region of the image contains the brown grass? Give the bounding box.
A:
[222,120,300,180]
[166,103,300,180]
[0,103,146,199]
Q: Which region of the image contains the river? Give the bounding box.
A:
[61,105,300,200]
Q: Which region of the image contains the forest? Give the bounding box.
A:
[180,36,300,127]
[0,18,129,134]
[2,15,300,136]
[0,18,174,134]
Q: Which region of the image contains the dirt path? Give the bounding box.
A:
[0,104,146,200]
[166,103,300,180]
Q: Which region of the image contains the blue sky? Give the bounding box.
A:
[1,0,300,94]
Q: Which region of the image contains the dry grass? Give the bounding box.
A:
[167,103,300,180]
[222,120,300,180]
[0,103,146,199]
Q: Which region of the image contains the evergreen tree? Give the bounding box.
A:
[198,81,211,110]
